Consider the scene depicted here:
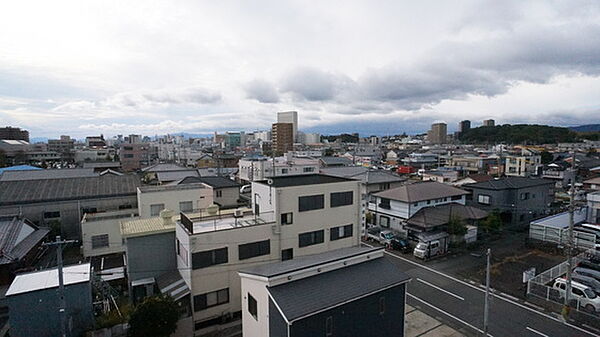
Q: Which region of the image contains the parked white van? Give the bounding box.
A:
[553,278,600,313]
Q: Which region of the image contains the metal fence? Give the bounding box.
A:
[527,249,600,316]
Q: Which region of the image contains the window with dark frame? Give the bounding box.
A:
[326,316,333,336]
[477,194,491,205]
[248,293,258,320]
[238,240,270,260]
[91,234,109,249]
[193,288,229,312]
[451,195,462,201]
[192,247,228,269]
[330,191,353,207]
[281,212,293,225]
[330,224,353,241]
[216,190,223,198]
[281,248,293,261]
[379,297,386,315]
[299,230,325,247]
[298,194,325,212]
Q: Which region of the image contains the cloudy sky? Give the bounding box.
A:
[1,0,600,139]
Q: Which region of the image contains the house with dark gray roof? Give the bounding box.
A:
[238,247,410,337]
[462,177,555,226]
[0,216,49,284]
[367,181,470,235]
[0,174,141,238]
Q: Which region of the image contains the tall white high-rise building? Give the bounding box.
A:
[277,111,298,142]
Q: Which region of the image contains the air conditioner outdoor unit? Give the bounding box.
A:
[233,209,244,218]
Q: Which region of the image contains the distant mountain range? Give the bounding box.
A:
[569,124,600,132]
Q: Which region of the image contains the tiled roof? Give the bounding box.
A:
[0,216,49,264]
[463,177,555,190]
[407,203,488,229]
[374,181,468,202]
[120,216,177,238]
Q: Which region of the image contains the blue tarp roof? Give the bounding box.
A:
[0,165,41,174]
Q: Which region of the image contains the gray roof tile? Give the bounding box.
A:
[374,181,468,202]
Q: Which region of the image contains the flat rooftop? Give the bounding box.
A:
[255,174,354,188]
[6,263,91,296]
[181,208,273,235]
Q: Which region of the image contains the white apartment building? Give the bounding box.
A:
[368,181,468,235]
[137,183,213,218]
[175,174,361,335]
[505,155,542,177]
[238,153,320,183]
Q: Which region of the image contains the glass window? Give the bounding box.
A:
[303,167,314,173]
[150,204,164,216]
[326,316,333,336]
[299,194,325,212]
[216,190,223,198]
[91,234,109,249]
[194,288,229,312]
[282,248,293,261]
[299,230,325,247]
[477,195,491,205]
[192,248,228,269]
[238,240,270,260]
[330,191,353,207]
[179,201,193,213]
[248,293,258,320]
[281,212,293,225]
[330,224,353,241]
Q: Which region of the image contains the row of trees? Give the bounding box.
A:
[447,212,503,236]
[459,124,579,144]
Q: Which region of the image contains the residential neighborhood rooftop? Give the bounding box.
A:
[464,176,555,190]
[6,263,91,297]
[373,181,469,203]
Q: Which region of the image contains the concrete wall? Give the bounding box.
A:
[212,186,241,209]
[126,231,176,282]
[0,195,137,239]
[7,281,93,337]
[81,214,132,257]
[137,186,213,218]
[182,179,362,333]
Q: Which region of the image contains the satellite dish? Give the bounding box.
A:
[207,204,219,215]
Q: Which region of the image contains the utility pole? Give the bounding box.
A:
[564,151,576,318]
[44,236,77,337]
[483,248,491,337]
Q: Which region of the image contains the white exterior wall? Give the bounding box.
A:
[137,186,213,218]
[239,158,320,182]
[239,275,270,337]
[180,178,361,333]
[81,216,127,257]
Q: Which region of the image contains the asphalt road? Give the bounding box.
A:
[363,243,600,337]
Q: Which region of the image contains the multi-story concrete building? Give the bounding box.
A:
[85,135,106,148]
[458,120,471,133]
[74,148,116,163]
[120,143,149,171]
[137,183,213,218]
[175,174,361,335]
[272,123,294,156]
[48,135,75,160]
[483,119,495,127]
[505,154,542,177]
[0,126,29,142]
[238,247,410,337]
[277,111,298,142]
[449,155,499,175]
[238,154,320,183]
[427,123,447,144]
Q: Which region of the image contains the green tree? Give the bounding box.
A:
[540,151,553,164]
[128,296,180,337]
[481,211,503,234]
[447,216,467,236]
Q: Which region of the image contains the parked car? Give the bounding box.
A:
[574,267,600,282]
[578,260,600,273]
[366,227,396,246]
[240,185,252,194]
[553,278,600,313]
[572,274,600,296]
[390,237,411,253]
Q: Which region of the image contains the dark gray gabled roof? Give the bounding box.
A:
[195,176,240,188]
[374,181,468,203]
[321,167,406,185]
[407,203,488,229]
[319,156,353,166]
[240,246,380,278]
[463,177,555,190]
[267,256,410,322]
[0,216,49,265]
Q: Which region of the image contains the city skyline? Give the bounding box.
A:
[1,1,600,138]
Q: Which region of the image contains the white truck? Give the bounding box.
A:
[413,232,449,260]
